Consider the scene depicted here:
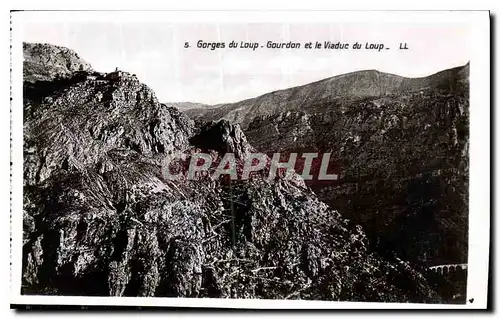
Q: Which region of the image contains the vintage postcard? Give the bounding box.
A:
[9,10,490,309]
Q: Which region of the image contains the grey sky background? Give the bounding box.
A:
[23,21,470,104]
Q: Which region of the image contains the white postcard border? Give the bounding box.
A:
[9,10,491,309]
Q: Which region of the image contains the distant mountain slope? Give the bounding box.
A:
[168,102,213,112]
[184,64,469,129]
[180,65,470,269]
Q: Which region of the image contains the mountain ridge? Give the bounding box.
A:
[172,63,469,110]
[181,63,469,129]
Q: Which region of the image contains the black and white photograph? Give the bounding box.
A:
[9,10,490,309]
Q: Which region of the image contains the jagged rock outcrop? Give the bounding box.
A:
[189,120,254,158]
[22,42,442,302]
[23,68,194,186]
[23,42,93,83]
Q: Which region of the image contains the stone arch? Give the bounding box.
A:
[443,266,449,275]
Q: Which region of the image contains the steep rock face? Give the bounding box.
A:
[22,153,438,301]
[181,65,470,267]
[22,43,441,302]
[23,42,93,83]
[23,70,194,185]
[189,120,254,158]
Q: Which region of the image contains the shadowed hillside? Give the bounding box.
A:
[179,65,470,271]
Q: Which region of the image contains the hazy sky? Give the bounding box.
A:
[21,15,470,104]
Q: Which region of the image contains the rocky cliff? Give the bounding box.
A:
[23,42,93,83]
[21,43,442,302]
